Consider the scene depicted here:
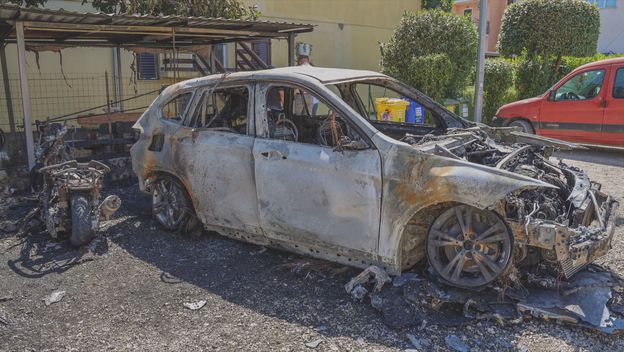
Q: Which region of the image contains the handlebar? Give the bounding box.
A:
[38,159,111,175]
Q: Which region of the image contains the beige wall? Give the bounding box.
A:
[243,0,422,70]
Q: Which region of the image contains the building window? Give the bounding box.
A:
[463,8,473,17]
[587,0,617,8]
[137,53,159,80]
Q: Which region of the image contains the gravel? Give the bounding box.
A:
[0,152,622,351]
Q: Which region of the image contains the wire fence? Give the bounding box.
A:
[0,71,199,168]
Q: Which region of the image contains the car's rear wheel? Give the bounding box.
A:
[426,204,513,289]
[508,119,534,134]
[151,176,199,233]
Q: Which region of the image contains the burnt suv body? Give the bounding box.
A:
[131,66,618,289]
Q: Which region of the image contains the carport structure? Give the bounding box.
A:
[0,4,313,169]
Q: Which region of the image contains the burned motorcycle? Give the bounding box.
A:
[19,121,121,246]
[37,160,120,246]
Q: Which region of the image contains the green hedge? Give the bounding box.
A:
[405,54,453,101]
[381,10,477,99]
[499,0,599,59]
[483,59,515,123]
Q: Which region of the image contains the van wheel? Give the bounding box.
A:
[426,205,513,289]
[151,176,199,234]
[508,119,534,134]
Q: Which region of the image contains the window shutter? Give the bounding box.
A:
[137,53,158,80]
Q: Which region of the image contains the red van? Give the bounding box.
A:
[493,57,624,147]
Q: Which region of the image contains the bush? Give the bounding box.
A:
[499,0,599,59]
[403,54,453,101]
[558,54,624,78]
[483,59,515,123]
[515,55,553,99]
[381,10,478,99]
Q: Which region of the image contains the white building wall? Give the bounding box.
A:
[597,0,624,53]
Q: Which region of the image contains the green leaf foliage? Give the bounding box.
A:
[422,0,453,12]
[483,59,514,123]
[87,0,258,19]
[403,54,453,101]
[381,10,477,99]
[0,0,47,7]
[498,0,600,58]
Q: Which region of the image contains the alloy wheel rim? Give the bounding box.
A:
[152,179,184,228]
[427,205,512,288]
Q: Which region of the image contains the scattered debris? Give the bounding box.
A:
[183,300,206,310]
[134,221,141,228]
[304,339,323,349]
[445,335,470,352]
[393,272,422,288]
[406,334,430,349]
[344,265,391,294]
[314,325,328,332]
[350,285,368,301]
[99,195,122,221]
[250,246,267,256]
[43,290,66,306]
[0,314,10,326]
[348,263,624,334]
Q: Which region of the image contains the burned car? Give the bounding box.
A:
[131,66,618,289]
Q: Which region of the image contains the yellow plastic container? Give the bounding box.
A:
[375,98,410,123]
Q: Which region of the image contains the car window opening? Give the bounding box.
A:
[162,92,193,122]
[189,86,249,135]
[326,80,449,143]
[266,85,366,148]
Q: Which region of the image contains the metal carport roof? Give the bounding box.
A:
[0,4,314,49]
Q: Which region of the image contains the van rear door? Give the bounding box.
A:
[539,67,608,144]
[603,65,624,147]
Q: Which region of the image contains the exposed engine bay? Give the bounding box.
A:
[404,127,619,279]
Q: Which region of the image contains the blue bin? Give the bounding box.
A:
[403,98,425,125]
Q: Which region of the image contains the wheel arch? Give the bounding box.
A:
[145,170,196,208]
[395,200,511,272]
[504,117,535,133]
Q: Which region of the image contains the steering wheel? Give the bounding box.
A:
[566,92,581,101]
[275,118,299,142]
[317,111,344,147]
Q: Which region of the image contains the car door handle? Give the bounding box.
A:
[260,150,287,160]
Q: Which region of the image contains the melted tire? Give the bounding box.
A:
[151,176,200,235]
[70,194,95,247]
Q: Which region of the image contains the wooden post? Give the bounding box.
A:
[16,21,35,170]
[0,44,16,134]
[288,33,296,66]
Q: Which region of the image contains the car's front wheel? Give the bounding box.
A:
[151,176,199,233]
[508,119,534,134]
[426,204,513,289]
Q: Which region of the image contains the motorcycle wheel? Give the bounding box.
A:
[70,194,95,247]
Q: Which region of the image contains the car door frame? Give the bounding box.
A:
[539,66,610,143]
[252,78,384,263]
[170,79,263,235]
[603,64,624,146]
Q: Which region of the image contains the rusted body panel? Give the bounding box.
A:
[131,66,620,284]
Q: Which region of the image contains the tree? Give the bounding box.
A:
[381,10,478,99]
[422,0,453,12]
[498,0,599,84]
[0,0,47,7]
[88,0,258,19]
